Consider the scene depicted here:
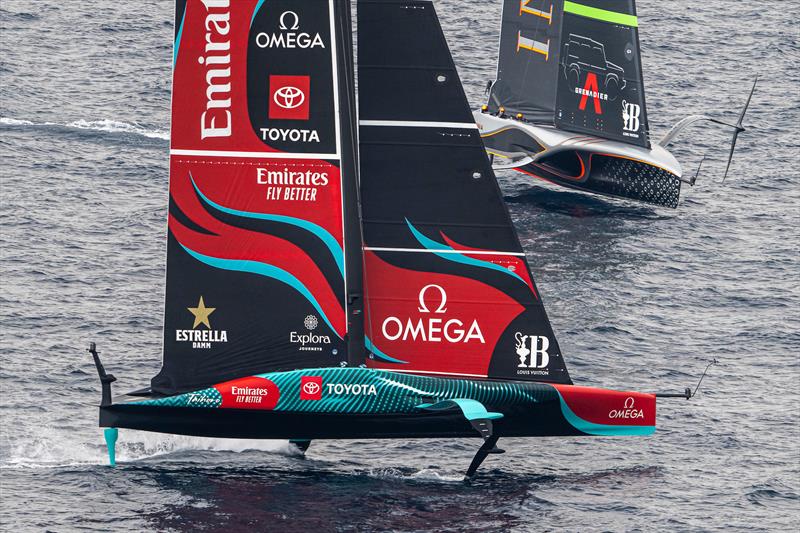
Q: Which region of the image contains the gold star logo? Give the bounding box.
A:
[187,296,216,329]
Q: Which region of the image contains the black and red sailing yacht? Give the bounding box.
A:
[476,0,755,208]
[91,0,691,478]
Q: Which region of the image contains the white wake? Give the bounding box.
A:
[0,426,296,469]
[0,116,169,140]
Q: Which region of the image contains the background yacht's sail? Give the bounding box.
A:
[152,0,360,395]
[488,0,650,148]
[358,0,571,384]
[488,0,565,121]
[554,0,650,147]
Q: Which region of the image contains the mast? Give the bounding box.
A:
[334,0,366,366]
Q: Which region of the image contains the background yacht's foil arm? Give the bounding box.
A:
[659,76,757,181]
[659,115,741,147]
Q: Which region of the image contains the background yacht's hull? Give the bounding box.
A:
[515,158,682,209]
[475,113,683,208]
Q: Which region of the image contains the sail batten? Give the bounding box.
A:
[360,120,479,129]
[364,247,527,257]
[170,149,341,159]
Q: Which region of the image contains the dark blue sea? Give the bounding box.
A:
[1,1,798,531]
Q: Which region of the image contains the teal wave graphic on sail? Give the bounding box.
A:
[365,336,407,364]
[173,8,185,68]
[179,244,341,338]
[405,219,527,285]
[251,0,267,27]
[191,175,344,276]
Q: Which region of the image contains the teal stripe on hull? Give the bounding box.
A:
[135,367,550,414]
[555,391,655,436]
[417,399,504,421]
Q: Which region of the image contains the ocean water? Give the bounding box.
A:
[1,1,798,531]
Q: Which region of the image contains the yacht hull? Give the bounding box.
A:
[475,112,683,208]
[100,367,656,440]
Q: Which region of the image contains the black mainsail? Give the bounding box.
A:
[488,0,650,147]
[554,0,649,147]
[358,0,570,384]
[488,0,565,122]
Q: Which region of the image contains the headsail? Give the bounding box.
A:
[358,0,571,384]
[152,0,361,395]
[488,0,650,148]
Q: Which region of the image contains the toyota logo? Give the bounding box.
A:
[274,86,305,109]
[302,381,320,395]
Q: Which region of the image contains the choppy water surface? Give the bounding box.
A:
[1,1,798,531]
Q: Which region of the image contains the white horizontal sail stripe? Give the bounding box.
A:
[382,369,489,379]
[171,149,340,159]
[364,246,525,257]
[359,120,478,130]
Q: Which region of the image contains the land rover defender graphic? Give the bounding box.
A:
[561,34,626,100]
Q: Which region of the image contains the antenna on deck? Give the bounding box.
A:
[656,358,718,400]
[88,342,116,407]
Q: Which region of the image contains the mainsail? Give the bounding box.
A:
[488,0,650,147]
[554,0,650,147]
[358,0,571,384]
[152,0,362,395]
[488,0,565,121]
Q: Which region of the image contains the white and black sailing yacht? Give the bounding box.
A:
[476,0,756,208]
